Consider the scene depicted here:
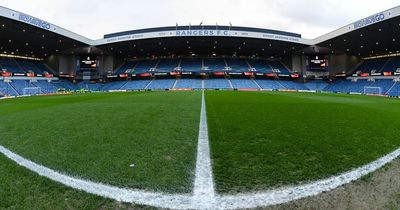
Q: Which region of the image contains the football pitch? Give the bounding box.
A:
[1,91,400,209]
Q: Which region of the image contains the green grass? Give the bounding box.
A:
[206,91,400,193]
[0,91,201,193]
[0,153,161,210]
[2,90,400,208]
[0,154,133,210]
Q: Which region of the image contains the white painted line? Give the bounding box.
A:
[215,147,400,209]
[0,145,193,210]
[1,144,400,209]
[192,91,216,208]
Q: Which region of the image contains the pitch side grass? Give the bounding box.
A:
[0,91,201,193]
[206,91,400,193]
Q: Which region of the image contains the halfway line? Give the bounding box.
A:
[191,91,216,208]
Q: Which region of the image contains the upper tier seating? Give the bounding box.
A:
[156,59,179,72]
[382,57,400,73]
[0,58,24,73]
[0,58,54,74]
[180,59,203,72]
[203,59,227,71]
[247,60,274,73]
[115,58,293,74]
[134,60,158,74]
[354,59,387,74]
[225,59,250,72]
[269,61,291,75]
[115,61,137,74]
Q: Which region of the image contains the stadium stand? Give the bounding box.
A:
[33,80,58,94]
[115,61,137,74]
[225,59,250,72]
[102,81,128,91]
[174,79,203,89]
[0,57,24,73]
[4,56,400,98]
[248,59,274,73]
[77,81,103,91]
[156,59,180,72]
[53,80,78,91]
[354,58,387,74]
[382,57,400,73]
[278,80,308,90]
[254,79,284,90]
[204,79,232,89]
[304,80,329,91]
[269,61,292,75]
[134,60,158,74]
[230,79,259,89]
[0,58,54,74]
[387,81,400,96]
[121,80,151,90]
[11,80,33,95]
[203,58,227,71]
[0,81,18,96]
[180,58,203,72]
[115,58,294,74]
[3,77,400,98]
[146,79,175,90]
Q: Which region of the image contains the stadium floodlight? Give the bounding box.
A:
[364,86,383,95]
[22,87,42,96]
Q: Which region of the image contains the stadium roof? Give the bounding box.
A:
[0,5,399,58]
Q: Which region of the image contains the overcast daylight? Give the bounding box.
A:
[0,0,399,39]
[3,1,400,210]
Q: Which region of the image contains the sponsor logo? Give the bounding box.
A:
[383,72,392,76]
[213,72,226,76]
[154,73,168,76]
[354,13,385,29]
[18,14,51,30]
[265,73,277,77]
[169,72,181,76]
[291,74,300,78]
[1,72,12,77]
